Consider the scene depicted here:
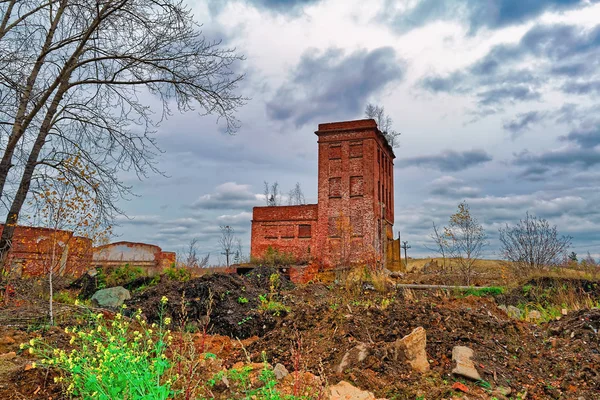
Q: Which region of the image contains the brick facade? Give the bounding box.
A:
[0,224,93,277]
[251,119,395,268]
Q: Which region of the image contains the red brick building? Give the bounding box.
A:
[251,119,395,267]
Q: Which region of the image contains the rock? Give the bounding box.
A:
[493,386,512,397]
[87,268,98,277]
[451,346,481,381]
[336,342,370,374]
[91,286,131,308]
[0,336,15,345]
[0,352,16,360]
[327,381,376,400]
[527,310,542,322]
[507,306,522,319]
[273,363,289,380]
[561,308,568,316]
[452,382,469,393]
[498,305,508,313]
[393,327,429,373]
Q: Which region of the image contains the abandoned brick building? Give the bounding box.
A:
[251,119,399,268]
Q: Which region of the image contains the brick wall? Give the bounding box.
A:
[250,118,395,270]
[251,204,318,262]
[0,224,93,277]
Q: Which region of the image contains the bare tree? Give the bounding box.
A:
[263,181,281,206]
[0,1,245,280]
[426,221,449,271]
[443,201,487,285]
[218,225,236,267]
[288,182,306,205]
[365,103,401,148]
[499,213,572,273]
[181,238,208,268]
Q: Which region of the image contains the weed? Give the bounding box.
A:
[258,294,290,316]
[238,296,249,304]
[164,266,191,282]
[238,316,253,325]
[23,299,174,399]
[462,286,505,297]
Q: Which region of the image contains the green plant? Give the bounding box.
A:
[462,286,505,297]
[251,246,298,267]
[105,264,144,287]
[258,294,290,316]
[238,316,253,325]
[164,266,191,282]
[238,296,249,304]
[23,298,175,399]
[477,380,492,390]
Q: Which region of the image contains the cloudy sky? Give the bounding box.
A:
[114,0,600,263]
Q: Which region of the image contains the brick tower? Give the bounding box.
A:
[314,119,395,266]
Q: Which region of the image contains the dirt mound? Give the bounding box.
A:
[240,287,598,399]
[128,271,290,339]
[495,277,600,307]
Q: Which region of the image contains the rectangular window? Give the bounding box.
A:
[349,141,363,158]
[350,176,364,197]
[298,224,312,238]
[328,217,340,237]
[350,213,363,236]
[264,225,278,239]
[329,177,342,198]
[329,143,341,159]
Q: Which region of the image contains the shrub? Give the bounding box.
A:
[102,264,144,287]
[164,266,191,282]
[251,246,297,267]
[23,299,174,399]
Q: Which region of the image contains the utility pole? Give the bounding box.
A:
[401,241,411,269]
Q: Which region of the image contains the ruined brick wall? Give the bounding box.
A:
[250,204,318,262]
[92,241,176,276]
[249,118,395,270]
[315,119,395,267]
[0,225,93,277]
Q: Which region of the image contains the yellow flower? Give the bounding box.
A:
[96,313,103,319]
[28,348,34,354]
[31,362,36,368]
[164,317,171,325]
[64,327,70,334]
[19,343,25,349]
[121,304,127,309]
[29,339,35,346]
[160,296,168,304]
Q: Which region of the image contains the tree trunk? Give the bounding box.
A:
[0,1,67,201]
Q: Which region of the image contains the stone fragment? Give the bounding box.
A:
[91,286,131,308]
[494,386,512,396]
[527,310,542,322]
[0,336,15,345]
[336,342,369,374]
[452,382,469,393]
[0,352,16,360]
[561,308,568,316]
[394,327,429,373]
[327,381,376,400]
[273,363,289,380]
[507,306,522,319]
[451,346,481,381]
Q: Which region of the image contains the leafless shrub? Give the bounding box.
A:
[499,212,571,275]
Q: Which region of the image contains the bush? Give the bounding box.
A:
[164,266,191,282]
[23,299,174,399]
[251,246,297,267]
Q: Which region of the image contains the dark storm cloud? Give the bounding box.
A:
[562,80,600,95]
[266,47,404,127]
[383,0,589,33]
[560,127,600,147]
[429,176,480,198]
[418,23,600,120]
[208,0,321,15]
[403,149,492,172]
[190,182,261,210]
[503,111,545,138]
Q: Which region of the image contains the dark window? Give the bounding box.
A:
[349,141,363,158]
[298,224,312,238]
[350,176,364,197]
[329,177,342,197]
[329,143,341,159]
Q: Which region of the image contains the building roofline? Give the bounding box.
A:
[314,118,395,158]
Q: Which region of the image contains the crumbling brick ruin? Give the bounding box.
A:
[251,119,398,269]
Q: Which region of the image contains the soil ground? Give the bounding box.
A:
[0,267,599,399]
